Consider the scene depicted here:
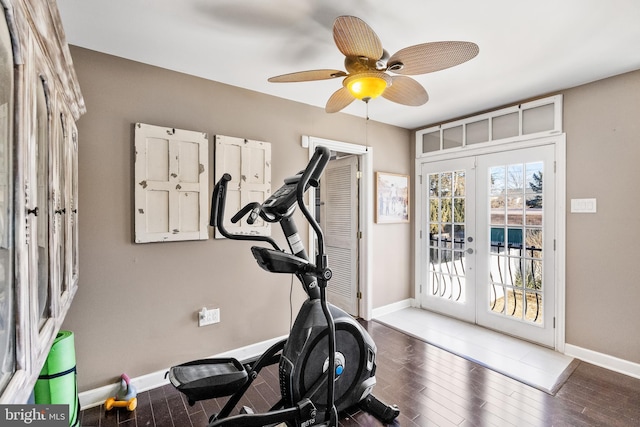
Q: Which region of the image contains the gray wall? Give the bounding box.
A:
[563,69,640,363]
[62,46,412,391]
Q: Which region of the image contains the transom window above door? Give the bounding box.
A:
[416,95,562,157]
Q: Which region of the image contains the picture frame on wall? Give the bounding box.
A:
[375,172,410,223]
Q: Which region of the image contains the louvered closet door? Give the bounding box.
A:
[320,155,359,316]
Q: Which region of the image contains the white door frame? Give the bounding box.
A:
[303,135,373,320]
[414,134,566,351]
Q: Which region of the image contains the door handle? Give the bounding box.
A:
[467,248,474,254]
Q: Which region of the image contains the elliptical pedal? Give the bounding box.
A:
[168,358,248,404]
[359,394,400,424]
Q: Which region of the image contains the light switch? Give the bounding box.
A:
[571,198,597,213]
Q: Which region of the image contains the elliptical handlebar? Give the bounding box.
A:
[209,173,281,251]
[295,146,331,261]
[209,173,231,230]
[210,147,332,258]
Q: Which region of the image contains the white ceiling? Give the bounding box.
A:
[57,0,640,130]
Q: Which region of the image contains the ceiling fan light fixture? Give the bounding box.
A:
[344,73,391,101]
[268,16,478,114]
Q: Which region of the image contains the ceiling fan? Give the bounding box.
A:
[268,15,479,113]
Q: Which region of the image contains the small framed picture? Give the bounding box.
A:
[375,172,410,223]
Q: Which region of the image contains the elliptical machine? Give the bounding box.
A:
[168,146,400,426]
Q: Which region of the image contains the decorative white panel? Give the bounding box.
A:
[214,135,271,238]
[134,123,209,243]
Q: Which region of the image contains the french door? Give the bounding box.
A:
[420,157,476,323]
[420,144,556,347]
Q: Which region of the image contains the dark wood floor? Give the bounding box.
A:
[80,321,640,426]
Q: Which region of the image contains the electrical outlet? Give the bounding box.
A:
[210,308,220,324]
[198,307,220,327]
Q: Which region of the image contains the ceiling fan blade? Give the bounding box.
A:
[388,41,479,75]
[268,69,347,83]
[333,15,383,60]
[382,76,429,106]
[325,87,355,113]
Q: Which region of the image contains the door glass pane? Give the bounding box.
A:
[454,198,465,222]
[524,291,543,324]
[507,164,523,225]
[428,174,439,197]
[441,198,452,231]
[489,166,506,225]
[439,172,452,197]
[526,228,542,251]
[70,131,79,280]
[454,171,465,196]
[507,164,523,192]
[525,162,543,226]
[427,170,467,303]
[0,11,14,393]
[57,115,66,295]
[490,197,505,225]
[488,161,545,325]
[490,165,505,195]
[36,77,50,327]
[507,196,523,225]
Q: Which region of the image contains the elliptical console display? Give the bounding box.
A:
[168,146,399,426]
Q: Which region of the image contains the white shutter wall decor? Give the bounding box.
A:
[214,135,271,238]
[134,123,209,243]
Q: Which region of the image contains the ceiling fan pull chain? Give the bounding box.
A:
[365,100,370,150]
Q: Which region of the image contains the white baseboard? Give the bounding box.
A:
[564,344,640,380]
[78,334,288,410]
[371,299,414,319]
